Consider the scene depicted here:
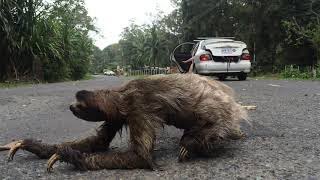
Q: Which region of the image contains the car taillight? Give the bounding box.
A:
[241,49,251,61]
[200,54,211,61]
[241,54,251,61]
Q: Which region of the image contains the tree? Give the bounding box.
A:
[283,0,320,77]
[0,0,96,82]
[175,0,318,73]
[0,0,41,80]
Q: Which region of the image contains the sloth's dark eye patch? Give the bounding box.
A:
[76,90,94,102]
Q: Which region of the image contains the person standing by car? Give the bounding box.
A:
[182,45,199,73]
[182,56,194,73]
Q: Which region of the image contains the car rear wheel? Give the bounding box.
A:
[237,73,247,81]
[218,75,226,81]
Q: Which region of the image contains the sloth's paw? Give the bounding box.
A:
[47,146,87,172]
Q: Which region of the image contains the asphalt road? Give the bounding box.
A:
[0,75,319,180]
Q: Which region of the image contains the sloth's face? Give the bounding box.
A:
[69,90,106,122]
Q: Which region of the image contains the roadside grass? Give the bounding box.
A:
[0,81,36,89]
[251,73,282,80]
[0,74,95,89]
[82,74,94,80]
[251,66,320,80]
[251,73,320,80]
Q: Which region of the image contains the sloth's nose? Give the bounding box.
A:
[69,104,75,112]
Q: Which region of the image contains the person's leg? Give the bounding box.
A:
[188,61,194,73]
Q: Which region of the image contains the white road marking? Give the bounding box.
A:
[268,84,281,87]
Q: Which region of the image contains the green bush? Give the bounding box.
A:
[70,58,90,80]
[317,66,320,79]
[43,57,70,82]
[280,66,312,79]
[0,0,95,83]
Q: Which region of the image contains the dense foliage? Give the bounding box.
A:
[92,0,320,77]
[2,0,319,78]
[0,0,95,82]
[178,0,320,75]
[91,16,180,71]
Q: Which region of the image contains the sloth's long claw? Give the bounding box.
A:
[8,142,22,161]
[47,153,60,172]
[178,146,189,162]
[0,145,10,151]
[242,105,257,110]
[0,140,24,161]
[206,142,213,151]
[179,146,184,155]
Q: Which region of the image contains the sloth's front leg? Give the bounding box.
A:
[0,139,57,160]
[0,137,105,162]
[47,115,155,172]
[46,146,151,172]
[0,121,123,161]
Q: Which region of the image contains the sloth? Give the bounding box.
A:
[0,73,247,172]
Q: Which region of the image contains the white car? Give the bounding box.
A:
[171,37,252,80]
[103,70,116,76]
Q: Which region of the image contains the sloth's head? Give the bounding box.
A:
[69,90,105,122]
[70,90,122,122]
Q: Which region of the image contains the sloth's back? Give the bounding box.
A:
[122,74,237,109]
[120,74,246,128]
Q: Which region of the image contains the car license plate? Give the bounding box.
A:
[221,48,234,54]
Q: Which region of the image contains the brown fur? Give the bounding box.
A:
[1,73,247,171]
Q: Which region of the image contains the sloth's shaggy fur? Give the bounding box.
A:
[1,73,247,171]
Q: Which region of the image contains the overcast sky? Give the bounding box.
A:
[85,0,175,49]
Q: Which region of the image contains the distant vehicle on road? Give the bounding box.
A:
[171,37,252,81]
[103,70,116,76]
